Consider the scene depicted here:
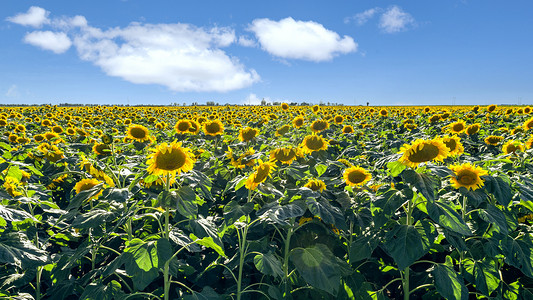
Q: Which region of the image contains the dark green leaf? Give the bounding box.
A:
[427,200,472,236]
[372,188,412,218]
[432,256,468,300]
[189,217,224,250]
[123,238,171,290]
[484,175,512,206]
[463,258,499,296]
[478,204,508,235]
[254,252,283,278]
[71,209,115,229]
[0,232,48,268]
[257,201,305,226]
[0,205,35,223]
[502,236,533,278]
[175,186,198,219]
[182,286,220,300]
[66,183,104,211]
[382,223,433,270]
[290,244,341,296]
[350,233,378,263]
[306,198,347,231]
[190,234,226,258]
[223,201,254,225]
[80,280,123,300]
[401,169,438,203]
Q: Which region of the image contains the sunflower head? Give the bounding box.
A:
[342,125,354,134]
[293,116,305,128]
[203,120,224,136]
[304,179,326,193]
[312,105,320,113]
[3,177,23,197]
[343,166,371,187]
[398,137,450,168]
[466,123,481,135]
[484,135,504,146]
[245,160,276,190]
[334,115,344,124]
[379,109,388,117]
[300,134,329,154]
[270,147,301,165]
[523,117,533,131]
[310,120,329,133]
[281,103,290,111]
[175,120,191,134]
[74,178,103,199]
[239,127,259,142]
[502,140,524,155]
[127,124,151,142]
[275,125,290,136]
[487,104,497,113]
[448,120,466,134]
[450,163,488,191]
[93,143,111,156]
[146,141,195,177]
[442,135,464,156]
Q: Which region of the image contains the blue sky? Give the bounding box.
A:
[1,1,533,106]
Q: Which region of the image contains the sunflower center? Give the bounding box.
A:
[242,129,257,141]
[277,126,290,135]
[407,143,440,163]
[254,165,271,183]
[452,123,464,132]
[155,148,186,171]
[79,182,97,192]
[506,144,518,153]
[348,170,367,184]
[305,136,325,150]
[275,149,296,161]
[205,122,221,133]
[177,121,190,132]
[487,137,500,144]
[312,121,328,131]
[343,126,354,133]
[457,170,477,185]
[294,119,304,127]
[130,127,147,139]
[444,139,457,151]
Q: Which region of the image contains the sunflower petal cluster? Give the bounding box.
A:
[398,137,449,168]
[450,163,488,191]
[146,141,195,177]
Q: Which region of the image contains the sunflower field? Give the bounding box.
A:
[2,104,533,300]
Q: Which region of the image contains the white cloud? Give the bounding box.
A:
[248,17,357,62]
[5,85,19,98]
[6,6,50,28]
[346,8,380,25]
[379,6,415,33]
[23,31,72,54]
[241,93,271,105]
[73,23,259,92]
[238,36,257,47]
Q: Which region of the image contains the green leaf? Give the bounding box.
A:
[382,222,434,270]
[254,252,284,278]
[306,198,348,231]
[175,186,198,219]
[0,205,35,223]
[460,188,488,207]
[463,258,499,296]
[290,244,341,296]
[484,175,512,206]
[123,238,172,290]
[387,161,407,177]
[6,166,22,181]
[0,232,48,268]
[257,201,305,226]
[372,188,412,218]
[432,256,468,300]
[190,234,226,258]
[189,217,224,250]
[401,169,438,203]
[350,233,379,263]
[477,204,508,235]
[315,164,327,177]
[427,200,472,236]
[182,286,220,300]
[502,235,533,278]
[66,183,104,211]
[80,280,123,300]
[223,201,254,225]
[71,209,115,229]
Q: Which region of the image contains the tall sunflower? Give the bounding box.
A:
[245,160,276,190]
[447,120,466,134]
[127,124,151,142]
[203,120,224,136]
[304,178,326,193]
[398,138,449,168]
[465,123,481,135]
[300,134,329,154]
[484,135,504,146]
[343,166,371,187]
[310,120,329,133]
[293,116,305,128]
[442,135,464,156]
[450,163,488,191]
[523,117,533,131]
[342,125,354,134]
[270,147,301,165]
[74,178,103,199]
[146,141,195,177]
[174,120,191,134]
[502,140,524,155]
[93,143,111,156]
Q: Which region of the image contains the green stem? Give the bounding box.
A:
[236,216,250,300]
[163,174,171,300]
[459,195,467,273]
[403,193,414,300]
[35,265,42,300]
[283,225,294,297]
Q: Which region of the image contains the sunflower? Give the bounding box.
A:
[37,143,65,162]
[93,143,111,156]
[334,115,344,124]
[342,125,354,134]
[523,117,533,131]
[270,147,301,165]
[281,103,290,111]
[450,163,488,191]
[203,119,224,136]
[52,125,64,134]
[146,141,195,177]
[442,135,464,156]
[526,136,533,149]
[310,120,329,133]
[465,123,481,135]
[65,127,76,135]
[293,116,305,128]
[343,166,371,187]
[3,177,23,197]
[239,127,259,142]
[487,104,497,113]
[484,135,504,146]
[398,138,450,168]
[447,120,466,134]
[275,125,290,136]
[188,120,201,135]
[245,160,276,190]
[502,140,524,155]
[74,178,103,199]
[8,134,18,143]
[312,105,320,113]
[304,179,326,193]
[127,124,151,142]
[227,148,256,169]
[174,120,191,134]
[300,134,329,154]
[428,114,441,123]
[379,109,388,117]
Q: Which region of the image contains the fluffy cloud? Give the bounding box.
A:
[379,6,415,33]
[8,7,260,93]
[241,93,271,105]
[23,31,72,54]
[248,17,357,62]
[6,6,49,27]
